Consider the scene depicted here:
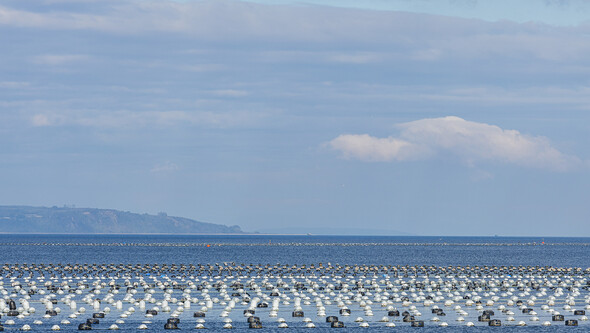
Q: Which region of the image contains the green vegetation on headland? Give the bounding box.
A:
[0,206,243,234]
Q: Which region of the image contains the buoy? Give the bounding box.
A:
[164,323,178,329]
[86,318,99,325]
[78,323,91,330]
[489,319,501,326]
[249,322,262,329]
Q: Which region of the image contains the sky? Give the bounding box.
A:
[1,0,590,236]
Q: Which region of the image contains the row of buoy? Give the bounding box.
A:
[1,263,588,277]
[0,262,588,329]
[2,241,584,247]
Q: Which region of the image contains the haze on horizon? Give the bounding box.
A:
[1,0,590,236]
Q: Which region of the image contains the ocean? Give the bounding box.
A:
[0,234,588,331]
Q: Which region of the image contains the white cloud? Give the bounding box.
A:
[0,81,30,88]
[26,109,271,129]
[209,89,249,97]
[327,52,385,64]
[328,134,425,162]
[31,54,89,65]
[31,114,52,127]
[151,161,179,173]
[328,116,581,171]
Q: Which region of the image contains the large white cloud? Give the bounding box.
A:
[328,116,581,171]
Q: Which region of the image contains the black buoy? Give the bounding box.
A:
[552,315,565,321]
[247,316,261,323]
[193,311,205,317]
[86,318,99,325]
[167,318,180,325]
[326,316,339,323]
[244,309,255,315]
[92,313,104,319]
[164,323,179,330]
[574,310,585,315]
[411,321,425,327]
[330,321,345,328]
[387,310,400,316]
[146,309,158,315]
[489,319,502,327]
[565,319,578,326]
[78,323,92,330]
[340,308,351,315]
[249,322,262,329]
[403,315,415,322]
[478,314,491,322]
[7,310,19,317]
[292,311,304,317]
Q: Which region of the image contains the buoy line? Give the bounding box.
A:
[0,241,585,247]
[0,263,588,330]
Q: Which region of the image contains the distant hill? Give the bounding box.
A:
[0,206,243,234]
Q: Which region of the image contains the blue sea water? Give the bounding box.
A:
[0,234,589,332]
[0,234,588,267]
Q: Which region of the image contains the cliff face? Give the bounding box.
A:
[0,206,243,234]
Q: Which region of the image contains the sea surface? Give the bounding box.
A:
[1,234,588,267]
[0,234,589,332]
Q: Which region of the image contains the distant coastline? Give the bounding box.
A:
[0,205,243,234]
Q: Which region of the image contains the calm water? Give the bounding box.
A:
[0,234,589,332]
[0,234,588,267]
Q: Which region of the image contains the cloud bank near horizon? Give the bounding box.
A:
[329,116,581,171]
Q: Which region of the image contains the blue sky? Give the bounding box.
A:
[1,0,590,236]
[241,0,590,26]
